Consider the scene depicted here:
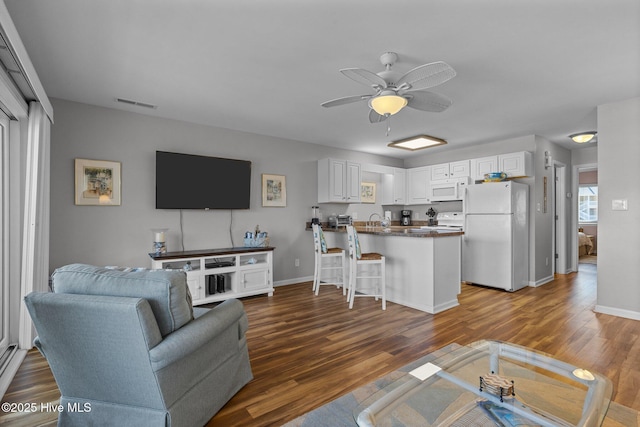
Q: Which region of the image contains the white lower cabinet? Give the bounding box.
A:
[150,247,274,305]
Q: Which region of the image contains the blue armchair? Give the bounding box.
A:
[24,264,253,427]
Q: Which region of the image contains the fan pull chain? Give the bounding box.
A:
[385,114,391,136]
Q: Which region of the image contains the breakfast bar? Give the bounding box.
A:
[318,225,463,314]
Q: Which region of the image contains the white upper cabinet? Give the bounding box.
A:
[470,156,498,181]
[449,160,470,178]
[407,166,431,205]
[381,168,406,205]
[499,151,532,177]
[430,160,470,181]
[470,152,532,181]
[318,158,361,203]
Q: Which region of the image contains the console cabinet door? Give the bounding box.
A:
[239,268,270,291]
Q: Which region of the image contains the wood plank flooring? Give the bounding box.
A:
[2,263,639,426]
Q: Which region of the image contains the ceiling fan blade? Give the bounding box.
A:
[368,109,388,123]
[396,61,456,92]
[340,68,388,89]
[405,91,453,112]
[321,94,371,108]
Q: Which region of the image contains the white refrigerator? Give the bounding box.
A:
[462,181,529,291]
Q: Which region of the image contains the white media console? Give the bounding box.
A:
[149,247,274,305]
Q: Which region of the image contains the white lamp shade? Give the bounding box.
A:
[369,94,408,116]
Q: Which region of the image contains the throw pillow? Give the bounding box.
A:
[319,227,328,253]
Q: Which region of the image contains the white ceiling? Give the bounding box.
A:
[5,0,639,159]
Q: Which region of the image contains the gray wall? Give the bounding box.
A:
[596,97,640,317]
[49,98,402,283]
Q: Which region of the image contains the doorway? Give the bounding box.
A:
[572,163,598,271]
[553,163,567,275]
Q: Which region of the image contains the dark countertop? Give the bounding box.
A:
[308,224,463,238]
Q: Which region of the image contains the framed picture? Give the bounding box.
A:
[361,181,376,204]
[74,158,121,206]
[262,173,286,207]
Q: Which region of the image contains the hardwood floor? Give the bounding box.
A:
[2,264,639,426]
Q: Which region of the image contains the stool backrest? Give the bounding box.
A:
[346,225,361,261]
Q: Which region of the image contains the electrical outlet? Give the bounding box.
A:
[295,258,300,267]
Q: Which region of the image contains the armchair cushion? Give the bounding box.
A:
[51,263,193,336]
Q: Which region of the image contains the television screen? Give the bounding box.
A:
[155,151,251,209]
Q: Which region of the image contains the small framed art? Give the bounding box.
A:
[361,182,376,204]
[75,158,121,205]
[262,173,286,207]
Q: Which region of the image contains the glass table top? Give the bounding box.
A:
[355,340,612,427]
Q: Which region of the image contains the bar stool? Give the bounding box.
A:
[312,223,347,296]
[346,225,386,310]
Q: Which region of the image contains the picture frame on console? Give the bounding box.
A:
[262,173,286,207]
[74,158,122,206]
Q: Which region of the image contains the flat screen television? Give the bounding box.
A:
[155,151,252,209]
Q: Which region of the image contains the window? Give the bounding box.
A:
[578,185,598,223]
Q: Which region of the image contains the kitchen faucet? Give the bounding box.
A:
[368,212,382,228]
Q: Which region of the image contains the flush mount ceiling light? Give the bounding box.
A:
[368,91,408,116]
[388,134,448,151]
[569,132,597,143]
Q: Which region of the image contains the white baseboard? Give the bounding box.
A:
[0,348,27,399]
[274,276,313,287]
[529,275,554,287]
[594,305,640,321]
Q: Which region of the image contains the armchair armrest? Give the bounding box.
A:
[148,299,247,371]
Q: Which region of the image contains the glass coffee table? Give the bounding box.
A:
[355,340,612,427]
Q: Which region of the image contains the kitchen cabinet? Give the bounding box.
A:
[381,168,406,205]
[149,247,274,305]
[430,160,470,181]
[470,156,498,181]
[470,152,532,180]
[406,166,431,205]
[318,158,361,203]
[499,151,532,177]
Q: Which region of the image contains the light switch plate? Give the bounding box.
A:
[612,199,628,211]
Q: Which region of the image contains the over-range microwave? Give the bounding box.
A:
[428,177,472,202]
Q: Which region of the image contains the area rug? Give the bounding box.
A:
[579,255,598,264]
[281,344,639,427]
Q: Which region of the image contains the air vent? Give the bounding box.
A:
[116,98,158,109]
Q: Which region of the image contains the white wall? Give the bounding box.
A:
[596,97,640,319]
[49,98,402,283]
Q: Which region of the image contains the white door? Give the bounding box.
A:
[463,214,513,290]
[0,112,9,354]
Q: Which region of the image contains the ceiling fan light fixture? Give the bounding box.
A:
[388,134,447,151]
[369,93,407,116]
[569,132,597,143]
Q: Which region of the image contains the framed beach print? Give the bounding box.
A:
[262,173,286,207]
[361,182,376,204]
[75,158,121,205]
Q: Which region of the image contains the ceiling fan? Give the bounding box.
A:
[321,52,456,123]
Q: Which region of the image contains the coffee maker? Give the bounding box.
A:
[401,210,412,226]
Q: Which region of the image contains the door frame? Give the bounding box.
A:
[553,162,568,274]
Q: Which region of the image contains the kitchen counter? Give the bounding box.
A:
[319,225,463,238]
[313,224,462,314]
